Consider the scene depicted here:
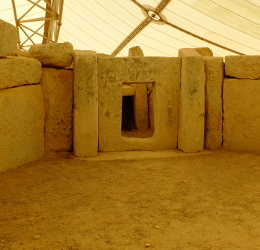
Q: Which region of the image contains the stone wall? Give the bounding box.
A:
[223,56,260,152]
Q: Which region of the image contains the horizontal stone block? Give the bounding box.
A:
[0,20,18,57]
[0,85,45,172]
[223,79,260,152]
[28,42,74,68]
[41,67,73,151]
[0,57,42,89]
[225,55,260,79]
[122,85,135,96]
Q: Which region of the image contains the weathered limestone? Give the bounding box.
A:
[128,46,149,129]
[204,57,224,149]
[225,55,260,80]
[0,20,18,57]
[223,79,260,152]
[0,85,45,172]
[194,47,213,57]
[0,57,42,89]
[73,52,98,157]
[28,42,74,68]
[41,67,73,151]
[128,46,144,57]
[98,57,181,152]
[131,83,149,129]
[178,48,205,152]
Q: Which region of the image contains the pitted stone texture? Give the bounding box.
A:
[178,48,201,57]
[128,46,144,57]
[0,20,18,57]
[225,55,260,80]
[41,68,73,151]
[178,52,205,153]
[194,47,213,57]
[223,79,260,152]
[28,42,74,68]
[98,57,180,152]
[73,52,98,157]
[204,57,223,149]
[0,57,42,89]
[0,85,45,172]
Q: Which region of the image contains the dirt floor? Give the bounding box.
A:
[0,149,260,250]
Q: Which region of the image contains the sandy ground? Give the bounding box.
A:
[0,149,260,250]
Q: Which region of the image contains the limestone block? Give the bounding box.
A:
[178,48,201,57]
[41,67,73,151]
[178,54,205,153]
[131,83,149,129]
[28,42,74,68]
[0,20,18,57]
[223,79,260,152]
[204,57,224,149]
[0,57,42,89]
[122,85,135,96]
[73,52,98,157]
[194,47,213,57]
[128,46,144,56]
[0,85,45,172]
[225,55,260,79]
[98,57,181,152]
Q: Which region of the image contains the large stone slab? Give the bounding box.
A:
[223,79,260,152]
[225,55,260,79]
[28,42,74,68]
[0,20,18,57]
[98,57,181,152]
[41,67,73,151]
[73,52,98,157]
[204,57,223,149]
[178,50,205,152]
[0,85,45,172]
[0,57,42,89]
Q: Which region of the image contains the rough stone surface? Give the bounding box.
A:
[128,46,144,56]
[178,52,205,153]
[0,85,45,172]
[223,79,260,152]
[178,48,201,57]
[41,67,73,151]
[73,52,98,157]
[28,42,74,68]
[98,57,181,152]
[225,55,260,80]
[0,57,42,89]
[0,20,18,57]
[195,47,213,57]
[204,57,224,149]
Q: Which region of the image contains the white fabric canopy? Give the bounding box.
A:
[1,0,259,57]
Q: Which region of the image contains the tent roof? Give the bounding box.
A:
[1,0,260,57]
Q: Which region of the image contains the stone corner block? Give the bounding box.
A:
[128,46,144,57]
[0,57,42,89]
[0,85,45,172]
[0,20,18,57]
[28,42,74,68]
[225,55,260,79]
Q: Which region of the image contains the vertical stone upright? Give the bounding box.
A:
[73,51,98,157]
[178,48,205,152]
[204,57,223,149]
[128,46,149,129]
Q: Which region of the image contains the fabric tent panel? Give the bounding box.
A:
[181,0,260,38]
